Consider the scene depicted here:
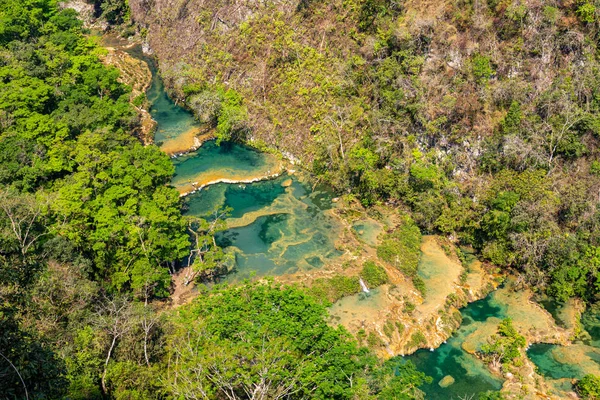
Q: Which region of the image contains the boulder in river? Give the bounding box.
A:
[438,375,455,388]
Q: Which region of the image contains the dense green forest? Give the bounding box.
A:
[0,0,431,398]
[5,0,600,397]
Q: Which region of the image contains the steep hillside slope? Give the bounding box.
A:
[130,0,600,305]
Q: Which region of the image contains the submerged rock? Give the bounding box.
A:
[438,375,455,388]
[281,178,293,187]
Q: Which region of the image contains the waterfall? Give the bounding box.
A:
[359,278,370,293]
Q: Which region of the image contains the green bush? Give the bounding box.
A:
[395,321,405,334]
[309,275,360,303]
[577,3,596,24]
[542,6,560,23]
[361,261,389,287]
[413,275,426,295]
[480,318,526,367]
[408,331,427,348]
[472,54,494,83]
[215,88,248,143]
[403,301,416,313]
[377,216,422,276]
[478,391,507,400]
[367,331,383,347]
[132,93,146,107]
[591,160,600,176]
[383,320,395,338]
[576,374,600,399]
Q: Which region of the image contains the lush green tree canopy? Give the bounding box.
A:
[164,282,429,399]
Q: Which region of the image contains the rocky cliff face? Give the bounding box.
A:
[100,39,157,144]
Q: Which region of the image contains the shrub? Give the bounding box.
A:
[577,3,596,24]
[590,160,600,176]
[576,374,600,399]
[309,275,360,303]
[408,331,427,348]
[395,321,405,334]
[413,276,426,295]
[367,331,383,347]
[480,318,526,367]
[383,320,395,338]
[542,6,560,24]
[472,54,494,83]
[377,216,422,276]
[361,261,389,287]
[132,93,146,107]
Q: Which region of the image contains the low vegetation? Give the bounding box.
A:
[3,1,427,398]
[576,374,600,400]
[131,0,600,306]
[309,275,360,303]
[361,260,389,287]
[480,318,526,370]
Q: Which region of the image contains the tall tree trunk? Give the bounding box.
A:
[102,336,118,393]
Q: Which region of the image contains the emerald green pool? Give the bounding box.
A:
[403,295,505,399]
[526,307,600,391]
[192,174,343,280]
[136,54,344,280]
[170,140,278,192]
[140,46,524,398]
[527,344,585,380]
[146,64,199,146]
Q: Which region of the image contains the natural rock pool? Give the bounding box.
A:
[526,306,600,394]
[141,60,346,280]
[403,294,505,399]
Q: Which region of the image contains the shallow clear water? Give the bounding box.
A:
[195,175,344,280]
[527,344,585,380]
[526,307,600,392]
[537,297,570,329]
[134,44,549,396]
[582,308,600,346]
[171,140,279,193]
[403,295,506,399]
[351,219,383,247]
[145,64,199,146]
[123,34,344,282]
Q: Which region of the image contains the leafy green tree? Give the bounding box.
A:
[0,306,68,399]
[501,101,522,136]
[96,0,131,25]
[164,282,427,399]
[374,359,431,399]
[215,88,248,144]
[472,54,494,83]
[184,207,233,284]
[480,318,526,369]
[576,374,600,399]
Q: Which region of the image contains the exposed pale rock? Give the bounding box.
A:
[438,375,455,388]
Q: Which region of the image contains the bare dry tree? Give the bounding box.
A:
[94,294,136,393]
[0,190,52,258]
